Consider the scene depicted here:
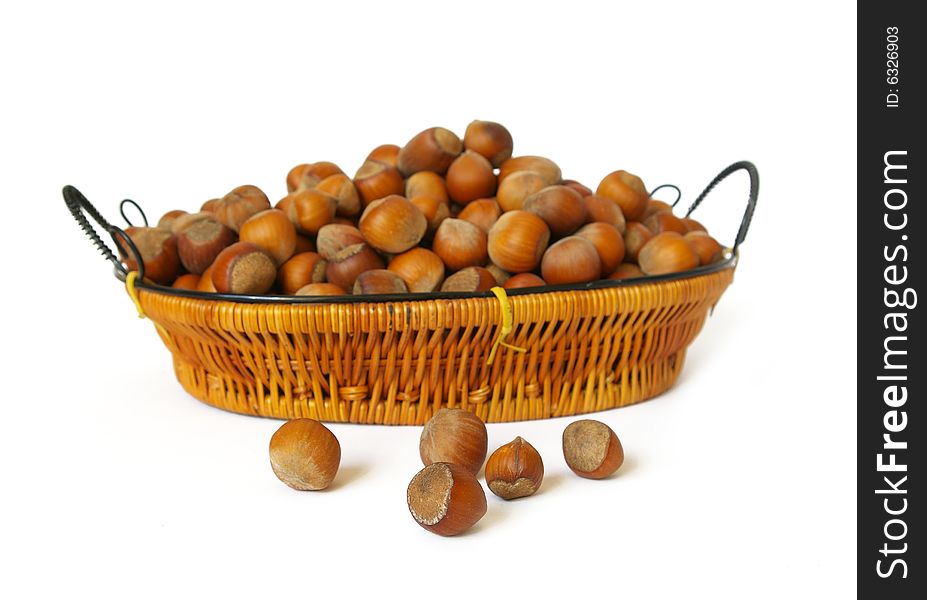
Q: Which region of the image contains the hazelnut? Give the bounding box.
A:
[353,269,409,295]
[485,436,544,500]
[353,160,405,206]
[200,198,221,212]
[638,232,699,275]
[215,185,272,232]
[359,195,427,254]
[643,198,674,218]
[522,185,587,237]
[432,219,488,271]
[175,215,237,275]
[420,408,488,475]
[196,263,217,292]
[316,224,365,260]
[287,162,344,192]
[623,221,653,263]
[169,211,213,235]
[583,194,626,233]
[286,164,313,193]
[440,266,497,293]
[682,217,707,233]
[397,127,463,176]
[409,195,450,237]
[294,282,348,296]
[210,242,277,295]
[366,144,400,167]
[239,208,297,266]
[496,170,548,212]
[463,120,513,167]
[293,234,316,254]
[562,419,624,479]
[157,209,188,230]
[498,155,562,186]
[269,418,341,491]
[608,263,644,280]
[485,263,510,286]
[457,198,501,233]
[407,462,487,537]
[502,272,546,290]
[574,222,626,276]
[561,179,593,197]
[445,150,497,204]
[684,231,724,265]
[315,173,361,218]
[324,243,385,290]
[596,170,648,221]
[171,273,201,291]
[405,171,449,203]
[487,210,550,273]
[541,236,601,285]
[286,189,338,236]
[644,211,687,235]
[388,248,446,293]
[118,227,181,285]
[277,252,327,295]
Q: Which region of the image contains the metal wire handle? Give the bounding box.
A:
[62,185,142,280]
[685,160,759,255]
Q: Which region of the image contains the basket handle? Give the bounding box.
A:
[62,185,141,281]
[684,160,759,255]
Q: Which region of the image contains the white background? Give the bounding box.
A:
[1,1,856,598]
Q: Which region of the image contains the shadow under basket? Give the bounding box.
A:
[65,161,758,424]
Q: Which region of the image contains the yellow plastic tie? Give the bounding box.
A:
[125,271,147,319]
[487,286,527,365]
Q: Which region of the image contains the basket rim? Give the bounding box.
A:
[130,251,737,305]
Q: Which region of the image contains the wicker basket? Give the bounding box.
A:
[65,162,758,424]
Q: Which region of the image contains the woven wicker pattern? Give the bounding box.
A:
[139,267,734,424]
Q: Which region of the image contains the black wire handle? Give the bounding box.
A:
[685,161,759,255]
[649,183,682,208]
[119,198,148,227]
[63,185,142,280]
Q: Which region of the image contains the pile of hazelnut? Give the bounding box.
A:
[269,409,625,536]
[119,121,723,296]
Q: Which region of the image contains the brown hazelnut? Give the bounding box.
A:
[583,194,626,233]
[293,234,316,254]
[294,282,348,296]
[440,266,497,293]
[562,419,624,479]
[286,164,312,193]
[485,263,511,286]
[407,462,487,536]
[432,219,488,271]
[388,248,446,293]
[353,269,409,295]
[643,198,674,218]
[644,211,687,235]
[157,209,188,231]
[457,198,501,233]
[210,242,277,295]
[502,273,546,289]
[446,150,497,204]
[315,173,361,218]
[239,208,297,266]
[561,179,593,197]
[269,419,341,490]
[420,408,488,474]
[175,215,236,275]
[353,160,406,207]
[463,120,513,167]
[498,156,562,186]
[214,185,272,232]
[196,263,217,292]
[397,127,463,176]
[171,273,201,291]
[277,252,327,295]
[359,195,427,254]
[487,210,550,273]
[637,232,699,275]
[596,170,648,221]
[623,221,653,263]
[169,211,213,235]
[485,436,544,500]
[287,162,344,192]
[541,236,602,285]
[200,198,221,212]
[286,189,338,236]
[316,224,365,260]
[366,144,400,167]
[324,243,385,290]
[682,217,707,233]
[496,170,548,212]
[575,222,626,276]
[118,227,181,285]
[608,263,644,280]
[409,195,450,237]
[684,231,724,265]
[405,171,449,203]
[522,185,587,237]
